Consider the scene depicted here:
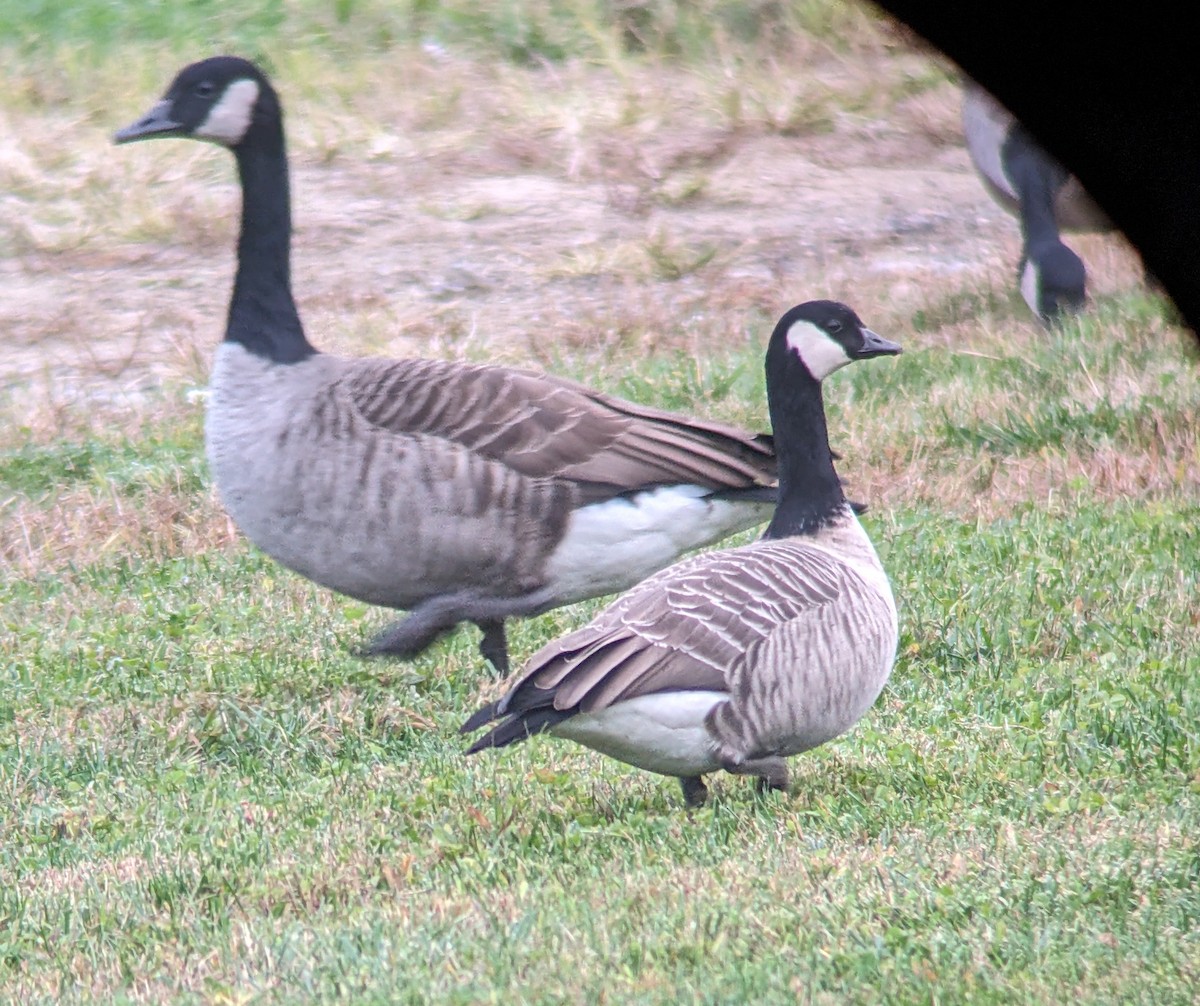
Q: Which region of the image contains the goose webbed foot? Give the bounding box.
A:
[721,755,789,796]
[357,588,555,669]
[475,619,510,676]
[358,611,456,661]
[679,776,709,808]
[754,774,787,797]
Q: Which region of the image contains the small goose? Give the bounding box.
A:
[462,300,901,806]
[961,81,1114,323]
[113,57,783,674]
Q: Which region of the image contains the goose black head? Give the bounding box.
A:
[114,56,277,149]
[1020,240,1087,324]
[771,300,902,381]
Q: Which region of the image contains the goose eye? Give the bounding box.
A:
[827,319,843,334]
[194,81,215,98]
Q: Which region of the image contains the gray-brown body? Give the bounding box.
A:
[519,509,898,778]
[462,298,903,805]
[207,343,776,616]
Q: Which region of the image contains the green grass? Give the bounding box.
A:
[0,0,882,70]
[0,421,205,501]
[2,301,1199,1003]
[2,0,1199,1000]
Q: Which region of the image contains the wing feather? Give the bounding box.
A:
[341,357,776,495]
[465,539,854,747]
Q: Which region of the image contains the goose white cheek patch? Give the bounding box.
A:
[787,319,851,379]
[1020,258,1041,317]
[194,79,260,145]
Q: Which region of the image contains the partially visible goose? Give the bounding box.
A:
[113,56,783,674]
[961,81,1114,323]
[462,300,901,806]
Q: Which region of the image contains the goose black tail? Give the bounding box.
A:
[463,707,573,754]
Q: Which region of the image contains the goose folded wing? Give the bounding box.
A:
[477,541,852,729]
[343,357,776,496]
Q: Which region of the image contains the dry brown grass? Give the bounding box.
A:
[0,37,1183,578]
[2,44,971,395]
[0,481,236,577]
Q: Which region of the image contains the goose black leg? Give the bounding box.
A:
[360,614,455,660]
[358,594,469,661]
[359,587,555,667]
[475,619,510,676]
[679,776,708,808]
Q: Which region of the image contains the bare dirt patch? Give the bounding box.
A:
[0,51,1145,424]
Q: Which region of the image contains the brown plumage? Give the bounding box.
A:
[342,357,775,497]
[463,300,902,807]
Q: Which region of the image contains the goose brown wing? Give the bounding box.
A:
[465,541,851,745]
[342,357,776,497]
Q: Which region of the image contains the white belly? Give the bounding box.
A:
[552,690,727,777]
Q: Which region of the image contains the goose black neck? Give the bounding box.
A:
[1003,127,1067,251]
[762,349,846,540]
[227,117,315,363]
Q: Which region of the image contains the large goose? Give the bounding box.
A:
[462,300,901,806]
[961,81,1115,323]
[113,56,781,674]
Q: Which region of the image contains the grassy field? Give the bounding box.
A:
[2,2,1199,1003]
